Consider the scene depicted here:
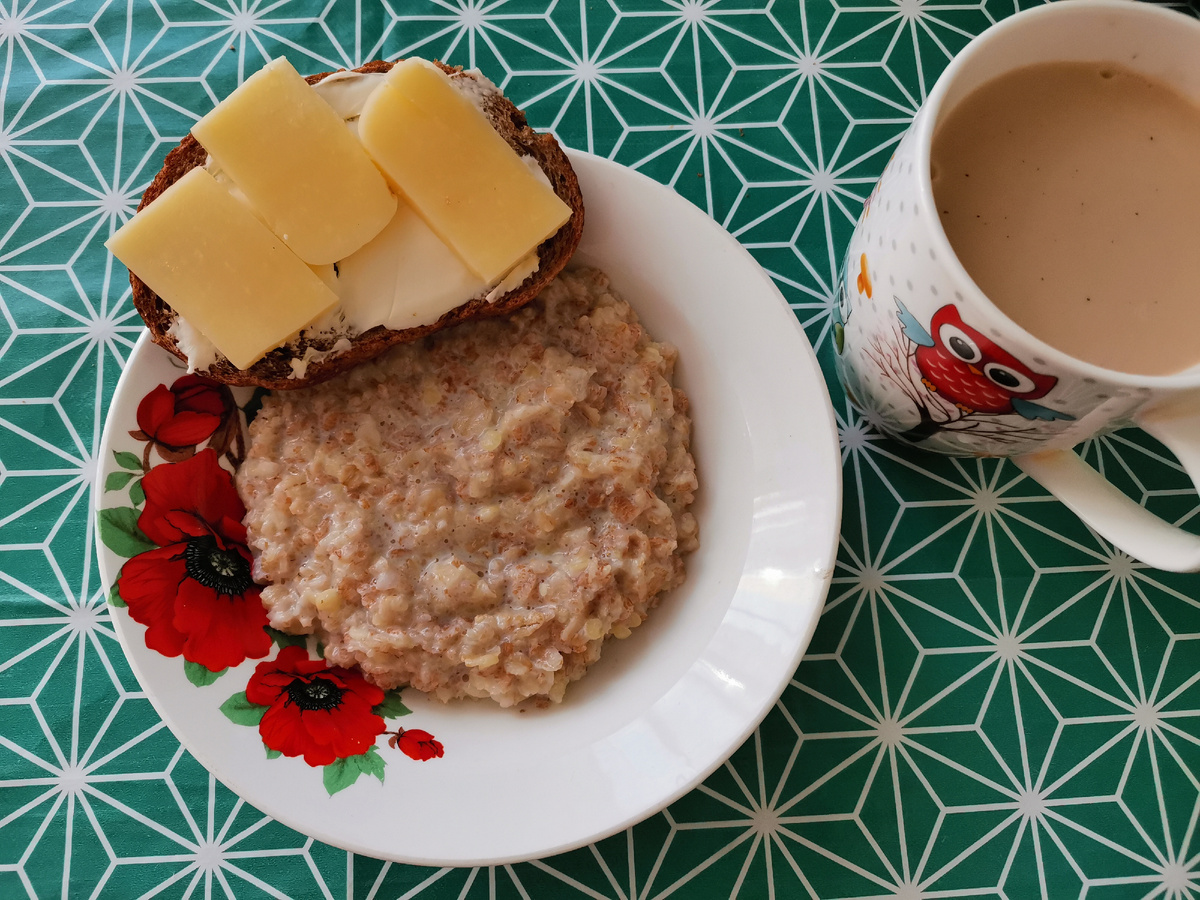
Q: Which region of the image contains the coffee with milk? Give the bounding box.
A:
[931,61,1200,376]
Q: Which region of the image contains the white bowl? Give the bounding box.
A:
[95,150,842,865]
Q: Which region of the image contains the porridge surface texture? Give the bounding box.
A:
[236,268,699,707]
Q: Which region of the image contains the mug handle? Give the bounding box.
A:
[1015,405,1200,572]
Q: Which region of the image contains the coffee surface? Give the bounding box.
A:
[931,62,1200,376]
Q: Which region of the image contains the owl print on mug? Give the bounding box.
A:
[845,289,1076,449]
[900,302,1065,417]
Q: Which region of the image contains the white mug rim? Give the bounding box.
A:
[913,0,1200,389]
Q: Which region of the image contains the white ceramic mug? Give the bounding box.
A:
[835,0,1200,572]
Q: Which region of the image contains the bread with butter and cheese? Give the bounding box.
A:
[127,59,584,390]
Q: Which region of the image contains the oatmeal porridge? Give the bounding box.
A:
[236,267,699,707]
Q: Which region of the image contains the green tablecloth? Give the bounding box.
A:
[4,1,1200,897]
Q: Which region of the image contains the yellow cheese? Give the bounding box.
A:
[105,168,338,370]
[336,200,487,332]
[192,57,396,265]
[357,59,572,283]
[308,263,339,293]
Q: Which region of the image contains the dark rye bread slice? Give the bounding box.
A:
[130,59,584,390]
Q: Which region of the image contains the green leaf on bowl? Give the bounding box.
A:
[323,746,386,796]
[98,507,156,558]
[373,690,411,720]
[105,470,136,492]
[107,582,126,608]
[265,627,307,650]
[219,691,267,727]
[114,450,142,471]
[184,660,227,687]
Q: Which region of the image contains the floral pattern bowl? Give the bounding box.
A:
[94,151,842,865]
[101,373,445,792]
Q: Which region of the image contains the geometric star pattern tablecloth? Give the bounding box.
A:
[3,1,1200,897]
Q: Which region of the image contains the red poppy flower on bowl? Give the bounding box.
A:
[247,645,387,766]
[133,374,231,461]
[391,728,444,761]
[118,449,271,671]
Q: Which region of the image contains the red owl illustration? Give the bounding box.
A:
[898,301,1064,418]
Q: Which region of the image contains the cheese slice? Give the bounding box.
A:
[192,57,396,265]
[336,200,487,332]
[358,59,572,284]
[105,168,338,370]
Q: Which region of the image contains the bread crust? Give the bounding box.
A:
[130,59,584,389]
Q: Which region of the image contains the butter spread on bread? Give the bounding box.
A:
[114,59,585,389]
[334,200,485,333]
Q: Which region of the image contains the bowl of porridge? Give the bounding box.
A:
[95,149,842,865]
[238,265,700,709]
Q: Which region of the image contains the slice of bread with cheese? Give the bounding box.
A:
[123,59,584,389]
